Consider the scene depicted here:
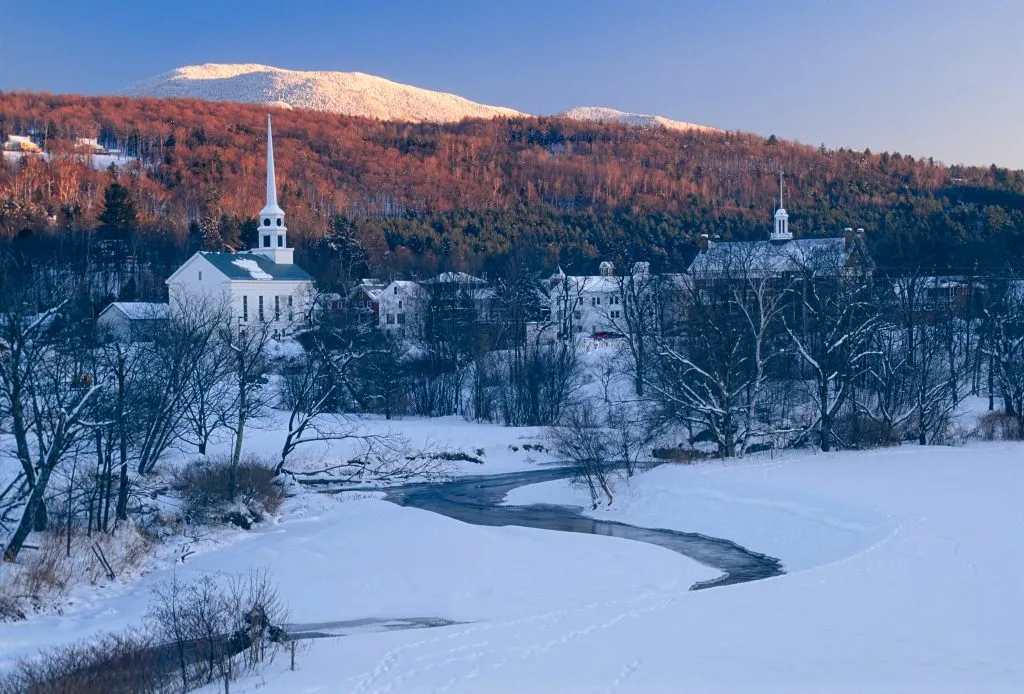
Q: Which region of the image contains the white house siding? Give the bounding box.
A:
[167,255,312,335]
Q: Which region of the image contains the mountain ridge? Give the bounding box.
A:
[123,63,717,133]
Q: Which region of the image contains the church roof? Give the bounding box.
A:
[688,237,854,276]
[200,252,312,281]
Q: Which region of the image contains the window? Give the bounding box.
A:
[394,286,398,295]
[610,295,620,305]
[263,218,270,227]
[274,295,281,321]
[277,235,283,247]
[242,296,248,322]
[591,297,601,306]
[263,235,271,248]
[288,296,293,320]
[397,313,406,325]
[198,271,202,281]
[398,300,403,309]
[573,311,581,319]
[276,218,282,227]
[258,295,264,321]
[386,313,396,325]
[611,310,621,319]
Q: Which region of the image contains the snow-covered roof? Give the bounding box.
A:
[231,258,274,280]
[688,237,853,276]
[197,252,312,281]
[554,275,622,294]
[102,302,169,321]
[427,271,486,284]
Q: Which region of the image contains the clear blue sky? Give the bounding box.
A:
[1,0,1022,168]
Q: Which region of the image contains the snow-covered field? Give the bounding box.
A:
[3,419,1021,693]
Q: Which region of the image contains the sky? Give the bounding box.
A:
[1,0,1022,168]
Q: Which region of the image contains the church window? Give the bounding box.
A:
[263,218,270,227]
[276,218,282,227]
[275,295,280,320]
[258,295,264,321]
[263,235,271,247]
[242,296,248,322]
[277,235,283,247]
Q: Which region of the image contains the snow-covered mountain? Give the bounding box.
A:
[122,63,525,123]
[123,64,719,133]
[558,106,720,133]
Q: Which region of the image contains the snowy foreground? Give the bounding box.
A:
[3,428,1024,692]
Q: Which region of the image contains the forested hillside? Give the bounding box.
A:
[2,91,1024,288]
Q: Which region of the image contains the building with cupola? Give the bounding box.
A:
[165,115,313,335]
[688,172,872,281]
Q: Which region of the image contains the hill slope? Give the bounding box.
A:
[1,92,1023,279]
[122,63,526,123]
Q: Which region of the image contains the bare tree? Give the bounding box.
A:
[3,314,102,561]
[785,250,879,452]
[547,403,617,508]
[222,319,274,501]
[982,277,1024,431]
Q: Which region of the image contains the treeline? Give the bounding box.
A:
[2,92,1024,283]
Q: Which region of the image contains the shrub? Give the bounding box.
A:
[979,411,1022,441]
[651,447,694,463]
[174,456,284,527]
[833,412,902,449]
[0,524,154,619]
[0,630,170,694]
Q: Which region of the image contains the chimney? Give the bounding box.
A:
[697,233,710,252]
[843,227,854,249]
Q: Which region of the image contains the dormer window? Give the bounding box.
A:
[263,218,271,227]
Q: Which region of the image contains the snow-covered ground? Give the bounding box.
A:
[4,428,1021,692]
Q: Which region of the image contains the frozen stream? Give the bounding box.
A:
[380,466,785,590]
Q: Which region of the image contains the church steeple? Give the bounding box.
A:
[770,169,792,242]
[251,114,293,264]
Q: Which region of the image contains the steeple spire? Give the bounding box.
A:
[266,114,278,210]
[261,114,284,217]
[252,114,293,263]
[779,169,784,209]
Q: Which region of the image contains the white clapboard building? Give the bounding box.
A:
[165,115,313,335]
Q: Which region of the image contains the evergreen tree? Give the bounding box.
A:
[98,182,137,233]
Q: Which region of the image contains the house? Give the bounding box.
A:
[547,261,627,337]
[165,115,313,336]
[348,279,387,326]
[377,272,497,336]
[74,137,107,154]
[377,280,427,335]
[2,135,41,153]
[97,302,169,342]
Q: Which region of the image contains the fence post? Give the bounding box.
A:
[291,641,296,671]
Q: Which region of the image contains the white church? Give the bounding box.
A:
[164,115,313,335]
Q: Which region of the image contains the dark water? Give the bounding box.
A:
[381,467,785,590]
[284,617,464,640]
